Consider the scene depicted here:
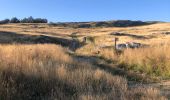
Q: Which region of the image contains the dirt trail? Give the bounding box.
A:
[73,54,170,99]
[128,81,170,99]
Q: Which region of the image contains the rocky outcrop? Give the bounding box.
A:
[116,42,147,50]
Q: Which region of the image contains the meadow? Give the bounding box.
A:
[0,23,170,99]
[0,44,166,100]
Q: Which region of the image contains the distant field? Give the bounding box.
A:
[1,23,170,44]
[0,23,170,99]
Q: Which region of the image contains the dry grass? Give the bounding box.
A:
[119,45,170,79]
[95,43,170,80]
[0,23,170,99]
[1,23,170,41]
[0,44,166,100]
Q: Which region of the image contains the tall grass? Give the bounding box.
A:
[99,48,118,61]
[0,44,166,100]
[119,45,170,79]
[97,44,170,79]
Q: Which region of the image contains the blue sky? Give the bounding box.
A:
[0,0,170,22]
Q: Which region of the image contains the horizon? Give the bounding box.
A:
[0,16,167,23]
[0,0,170,22]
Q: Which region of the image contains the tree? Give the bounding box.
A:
[20,16,34,23]
[20,18,29,23]
[7,17,48,23]
[0,19,10,24]
[10,17,20,23]
[27,16,34,23]
[33,18,48,23]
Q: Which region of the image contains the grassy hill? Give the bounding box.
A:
[49,20,159,28]
[0,22,170,99]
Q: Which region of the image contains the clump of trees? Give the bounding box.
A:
[10,17,20,23]
[0,19,10,24]
[20,16,48,23]
[0,16,48,24]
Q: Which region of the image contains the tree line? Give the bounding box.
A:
[0,16,48,24]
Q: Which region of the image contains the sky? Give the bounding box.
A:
[0,0,170,22]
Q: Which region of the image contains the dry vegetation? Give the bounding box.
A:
[88,45,170,80]
[0,23,170,99]
[0,44,166,100]
[119,45,170,79]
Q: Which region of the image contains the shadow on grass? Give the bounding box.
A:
[0,31,86,51]
[0,70,77,100]
[73,54,158,83]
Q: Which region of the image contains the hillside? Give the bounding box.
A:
[0,22,169,46]
[49,20,159,28]
[0,22,170,99]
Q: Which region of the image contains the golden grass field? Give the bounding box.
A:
[0,44,166,100]
[0,23,170,99]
